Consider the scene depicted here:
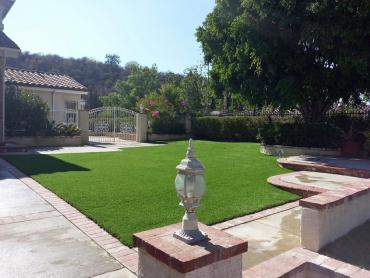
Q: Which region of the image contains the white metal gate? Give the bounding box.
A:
[89,107,137,143]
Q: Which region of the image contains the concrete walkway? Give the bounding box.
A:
[7,141,161,155]
[225,207,301,270]
[0,166,135,278]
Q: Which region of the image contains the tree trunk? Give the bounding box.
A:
[298,99,332,123]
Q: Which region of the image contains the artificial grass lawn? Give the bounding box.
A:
[3,141,298,246]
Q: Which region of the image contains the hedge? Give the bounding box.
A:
[192,116,294,142]
[6,89,50,136]
[257,122,344,148]
[150,116,185,134]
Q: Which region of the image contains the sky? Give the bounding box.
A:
[4,0,215,73]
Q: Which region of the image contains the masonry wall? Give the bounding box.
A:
[138,249,242,278]
[301,189,370,251]
[6,135,84,147]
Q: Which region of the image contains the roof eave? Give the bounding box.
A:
[7,83,88,94]
[0,46,20,58]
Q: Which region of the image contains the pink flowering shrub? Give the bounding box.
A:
[151,111,160,118]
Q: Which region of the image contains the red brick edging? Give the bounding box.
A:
[133,223,248,273]
[268,173,326,197]
[278,158,370,179]
[243,247,370,277]
[268,171,370,211]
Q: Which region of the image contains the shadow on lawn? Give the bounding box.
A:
[2,154,90,176]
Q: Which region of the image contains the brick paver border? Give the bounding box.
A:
[268,173,326,197]
[243,247,370,277]
[0,158,300,275]
[278,158,370,179]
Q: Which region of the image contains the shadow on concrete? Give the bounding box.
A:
[1,154,90,176]
[320,220,370,270]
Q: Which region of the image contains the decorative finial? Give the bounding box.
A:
[186,139,195,159]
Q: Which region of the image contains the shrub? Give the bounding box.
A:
[150,116,185,134]
[328,114,369,134]
[257,123,344,148]
[192,116,293,142]
[50,123,81,136]
[6,89,51,136]
[363,131,370,153]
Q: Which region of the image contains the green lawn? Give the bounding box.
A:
[3,141,298,246]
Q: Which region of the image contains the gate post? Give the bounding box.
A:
[78,110,89,145]
[136,113,148,142]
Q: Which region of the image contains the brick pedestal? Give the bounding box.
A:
[133,222,248,278]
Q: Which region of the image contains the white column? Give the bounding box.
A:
[78,110,89,145]
[135,113,148,143]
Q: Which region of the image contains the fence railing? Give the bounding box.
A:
[211,106,370,119]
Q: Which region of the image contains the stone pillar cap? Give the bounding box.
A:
[133,222,248,273]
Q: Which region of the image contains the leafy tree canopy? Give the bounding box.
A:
[101,64,161,109]
[197,0,370,122]
[103,65,215,115]
[105,54,121,66]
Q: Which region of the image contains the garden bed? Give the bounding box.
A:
[6,136,84,147]
[260,144,341,157]
[147,133,190,142]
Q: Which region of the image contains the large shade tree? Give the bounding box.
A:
[100,64,161,109]
[197,0,370,122]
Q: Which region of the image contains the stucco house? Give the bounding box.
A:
[5,68,88,126]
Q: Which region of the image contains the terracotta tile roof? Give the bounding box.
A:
[5,68,87,92]
[0,31,20,50]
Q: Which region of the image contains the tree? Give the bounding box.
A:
[105,54,121,66]
[181,66,213,115]
[99,92,127,107]
[197,0,370,122]
[101,65,161,109]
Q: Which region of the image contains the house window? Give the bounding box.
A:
[65,101,78,125]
